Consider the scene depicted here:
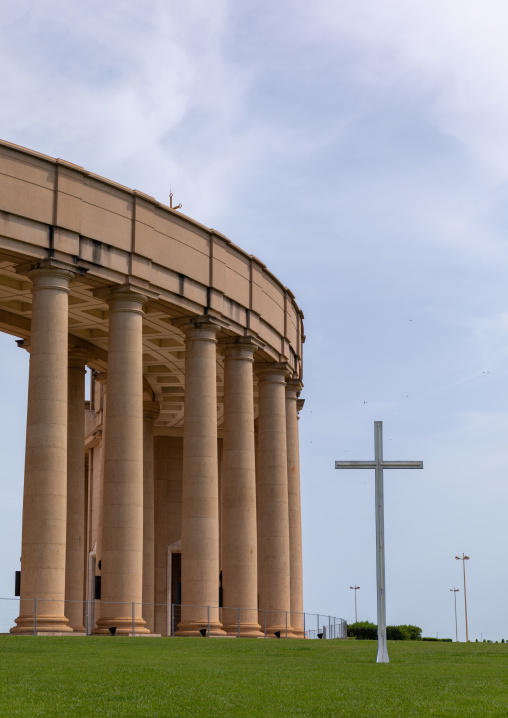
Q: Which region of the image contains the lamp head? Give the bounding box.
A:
[464,556,470,560]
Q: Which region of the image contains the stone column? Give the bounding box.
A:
[142,401,159,633]
[286,380,304,638]
[94,285,152,635]
[12,260,76,634]
[175,317,225,636]
[90,372,107,629]
[221,339,262,637]
[94,372,107,586]
[255,363,295,637]
[64,351,88,633]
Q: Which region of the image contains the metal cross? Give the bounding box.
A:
[335,421,423,663]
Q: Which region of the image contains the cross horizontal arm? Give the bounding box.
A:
[335,461,376,469]
[335,460,423,470]
[381,461,423,469]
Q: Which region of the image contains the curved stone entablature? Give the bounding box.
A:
[0,139,304,429]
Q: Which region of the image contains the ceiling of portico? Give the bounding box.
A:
[0,254,258,430]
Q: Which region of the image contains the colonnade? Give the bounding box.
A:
[11,260,304,637]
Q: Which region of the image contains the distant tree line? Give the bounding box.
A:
[347,621,422,640]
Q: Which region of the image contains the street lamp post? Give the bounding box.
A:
[450,588,459,642]
[350,585,360,623]
[455,553,470,642]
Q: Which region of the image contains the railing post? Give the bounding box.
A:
[132,602,135,637]
[207,605,210,637]
[285,611,288,638]
[304,612,306,639]
[171,604,174,637]
[85,600,88,636]
[264,608,266,638]
[238,608,241,638]
[33,598,37,636]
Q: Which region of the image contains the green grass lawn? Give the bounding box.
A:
[0,637,507,717]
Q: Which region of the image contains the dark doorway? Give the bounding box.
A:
[171,553,182,629]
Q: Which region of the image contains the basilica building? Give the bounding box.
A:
[0,140,305,637]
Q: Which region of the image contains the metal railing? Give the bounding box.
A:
[0,597,346,639]
[305,616,347,640]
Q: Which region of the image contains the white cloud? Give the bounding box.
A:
[0,1,250,184]
[306,0,508,176]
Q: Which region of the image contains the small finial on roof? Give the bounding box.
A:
[169,188,182,211]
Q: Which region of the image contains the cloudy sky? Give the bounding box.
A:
[1,0,508,641]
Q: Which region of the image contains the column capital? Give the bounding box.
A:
[219,335,261,360]
[285,378,303,398]
[94,371,108,387]
[171,314,229,337]
[143,401,160,421]
[254,361,292,382]
[94,283,159,311]
[15,258,84,291]
[68,348,93,372]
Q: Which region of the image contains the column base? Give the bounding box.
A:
[11,614,72,634]
[222,623,264,638]
[69,625,86,634]
[93,616,150,636]
[264,623,297,639]
[176,620,226,637]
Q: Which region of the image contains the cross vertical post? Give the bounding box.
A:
[335,421,423,663]
[374,421,388,663]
